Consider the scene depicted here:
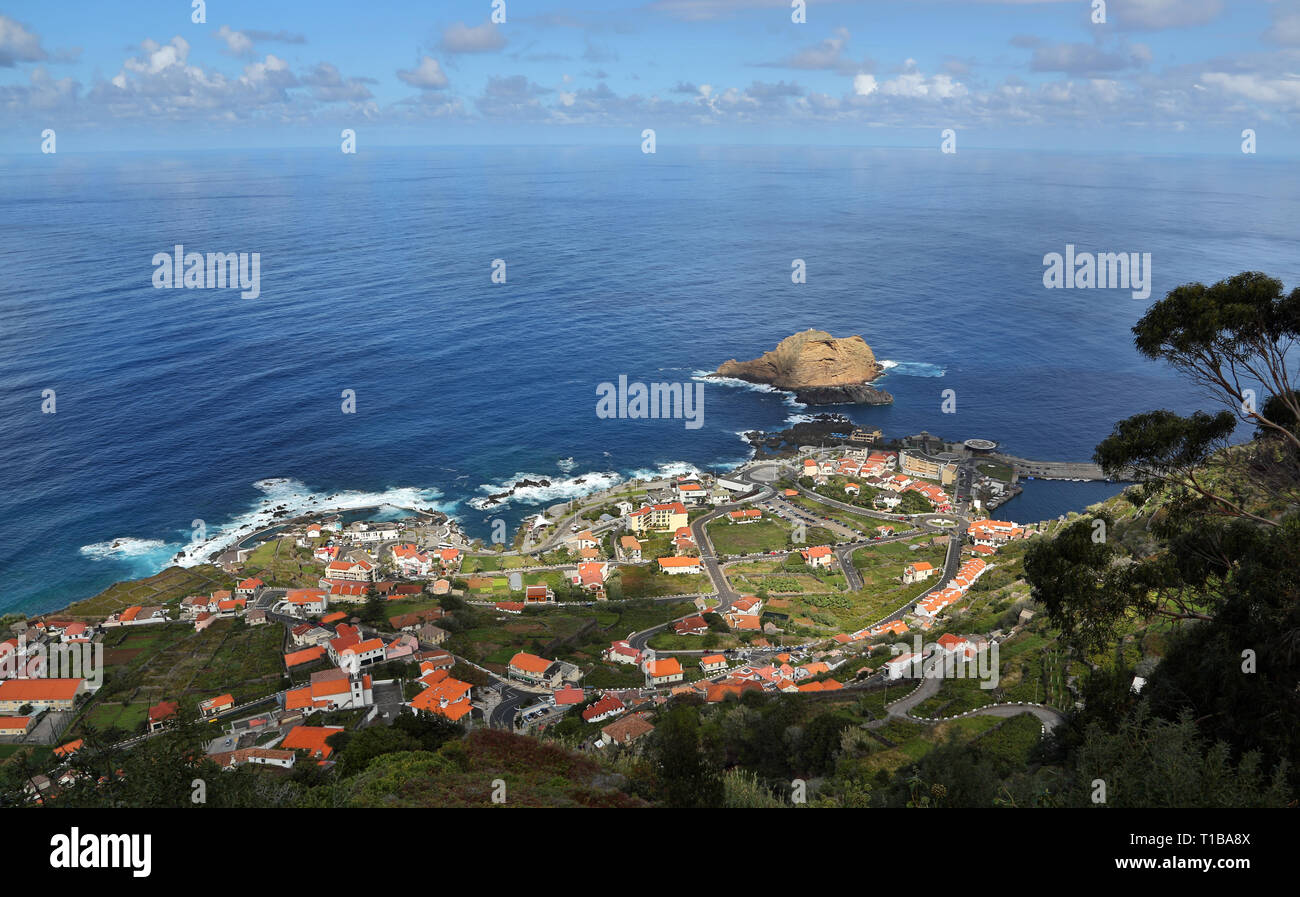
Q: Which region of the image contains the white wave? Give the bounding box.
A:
[469,470,625,511]
[556,456,577,473]
[81,478,455,572]
[695,370,809,417]
[693,370,785,395]
[625,461,702,482]
[79,538,176,561]
[469,460,712,511]
[878,359,946,378]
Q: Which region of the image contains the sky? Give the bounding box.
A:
[2,0,1300,153]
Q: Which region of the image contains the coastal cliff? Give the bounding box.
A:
[713,329,893,405]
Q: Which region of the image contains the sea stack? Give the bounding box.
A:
[712,329,894,406]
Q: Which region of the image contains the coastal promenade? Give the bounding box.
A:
[988,453,1122,481]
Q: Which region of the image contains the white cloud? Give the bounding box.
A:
[867,61,968,100]
[214,25,254,57]
[112,36,192,86]
[1110,0,1225,31]
[648,0,799,21]
[442,21,507,54]
[761,28,857,73]
[0,14,46,66]
[397,56,450,90]
[1200,71,1300,105]
[1264,3,1300,46]
[1029,42,1151,74]
[853,73,878,96]
[0,67,78,111]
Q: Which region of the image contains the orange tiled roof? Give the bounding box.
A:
[509,652,551,675]
[646,657,683,677]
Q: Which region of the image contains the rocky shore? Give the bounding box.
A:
[741,413,857,456]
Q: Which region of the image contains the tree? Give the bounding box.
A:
[899,491,933,515]
[331,725,422,778]
[1026,271,1300,796]
[647,705,723,808]
[1062,705,1289,808]
[357,592,388,627]
[1098,271,1300,521]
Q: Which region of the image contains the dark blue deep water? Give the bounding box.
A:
[2,146,1297,614]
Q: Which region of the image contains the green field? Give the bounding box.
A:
[909,622,1072,718]
[739,538,948,633]
[616,566,711,599]
[706,518,791,555]
[465,568,571,600]
[462,554,532,574]
[723,559,843,595]
[807,476,883,507]
[977,461,1015,482]
[647,629,736,651]
[61,565,234,618]
[240,537,329,588]
[446,599,696,677]
[72,618,287,739]
[787,492,889,534]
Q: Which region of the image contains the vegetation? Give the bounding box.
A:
[1024,271,1300,802]
[73,618,285,740]
[62,565,233,618]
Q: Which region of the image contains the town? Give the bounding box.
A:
[0,428,1075,802]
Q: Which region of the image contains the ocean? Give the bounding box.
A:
[2,145,1297,616]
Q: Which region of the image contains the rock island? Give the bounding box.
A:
[712,329,893,405]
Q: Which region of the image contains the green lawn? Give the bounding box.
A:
[616,566,711,599]
[977,461,1016,482]
[706,518,790,555]
[462,554,532,574]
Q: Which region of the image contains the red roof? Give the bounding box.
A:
[646,657,683,678]
[0,678,82,702]
[284,645,327,668]
[510,652,552,675]
[281,725,345,759]
[582,694,626,721]
[148,700,178,723]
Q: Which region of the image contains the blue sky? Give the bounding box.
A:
[3,0,1300,153]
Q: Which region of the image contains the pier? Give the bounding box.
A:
[989,454,1123,481]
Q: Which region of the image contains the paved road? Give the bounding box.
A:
[488,683,536,729]
[769,471,970,627]
[870,668,1065,732]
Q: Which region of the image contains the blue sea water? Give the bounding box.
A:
[1,145,1297,616]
